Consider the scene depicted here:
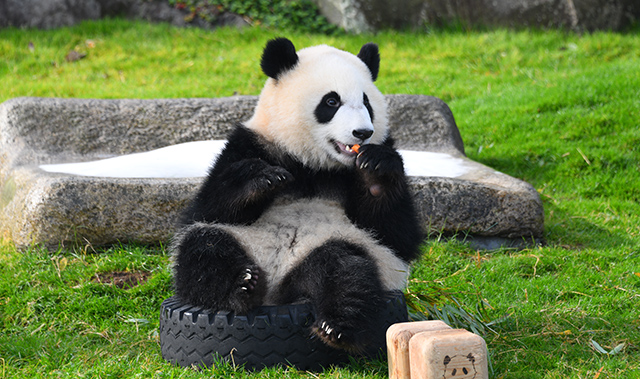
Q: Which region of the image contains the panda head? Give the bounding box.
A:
[246,38,388,170]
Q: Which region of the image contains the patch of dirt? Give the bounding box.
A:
[93,271,150,289]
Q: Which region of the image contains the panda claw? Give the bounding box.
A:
[312,318,364,352]
[239,266,262,295]
[318,321,335,336]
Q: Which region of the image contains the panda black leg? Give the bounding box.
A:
[172,223,266,313]
[274,239,384,353]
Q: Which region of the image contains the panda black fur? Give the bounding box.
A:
[172,38,423,353]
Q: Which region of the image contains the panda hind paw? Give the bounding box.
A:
[312,320,362,353]
[239,265,260,293]
[228,265,266,312]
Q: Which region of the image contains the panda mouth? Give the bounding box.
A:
[332,140,359,157]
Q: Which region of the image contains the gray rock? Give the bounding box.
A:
[0,0,101,29]
[2,0,636,31]
[313,0,640,32]
[412,171,544,240]
[124,0,188,27]
[313,0,373,33]
[1,168,197,249]
[216,13,251,29]
[95,0,131,17]
[386,95,465,156]
[356,0,428,31]
[0,96,544,249]
[0,0,247,30]
[1,97,257,166]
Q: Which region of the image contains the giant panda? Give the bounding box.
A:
[172,37,423,353]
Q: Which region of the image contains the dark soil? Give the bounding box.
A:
[93,271,150,289]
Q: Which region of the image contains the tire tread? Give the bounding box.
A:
[159,291,407,370]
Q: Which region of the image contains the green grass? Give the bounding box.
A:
[1,20,639,378]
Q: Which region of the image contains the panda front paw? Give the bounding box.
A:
[252,165,293,195]
[241,164,293,205]
[355,144,404,176]
[354,144,404,196]
[231,159,293,204]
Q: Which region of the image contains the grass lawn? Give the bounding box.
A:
[1,20,639,378]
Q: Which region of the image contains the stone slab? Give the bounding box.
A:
[0,95,544,249]
[313,0,640,33]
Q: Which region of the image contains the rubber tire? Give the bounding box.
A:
[159,290,408,371]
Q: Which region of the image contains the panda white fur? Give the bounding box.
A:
[172,38,422,353]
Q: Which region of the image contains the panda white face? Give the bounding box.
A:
[312,88,376,166]
[246,39,388,170]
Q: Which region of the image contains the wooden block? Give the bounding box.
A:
[387,321,451,379]
[409,329,488,379]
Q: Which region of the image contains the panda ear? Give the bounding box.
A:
[357,43,380,82]
[260,38,299,80]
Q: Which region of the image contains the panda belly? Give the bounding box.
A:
[216,198,410,304]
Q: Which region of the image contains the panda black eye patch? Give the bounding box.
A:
[363,93,374,122]
[315,91,342,124]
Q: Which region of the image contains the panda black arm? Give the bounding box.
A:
[180,125,293,225]
[346,142,423,263]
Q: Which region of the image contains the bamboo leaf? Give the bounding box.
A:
[590,340,609,354]
[609,343,625,355]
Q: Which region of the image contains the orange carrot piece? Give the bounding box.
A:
[352,144,361,153]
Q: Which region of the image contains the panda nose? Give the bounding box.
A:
[352,128,374,141]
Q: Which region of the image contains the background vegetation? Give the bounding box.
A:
[167,0,339,33]
[1,18,639,378]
